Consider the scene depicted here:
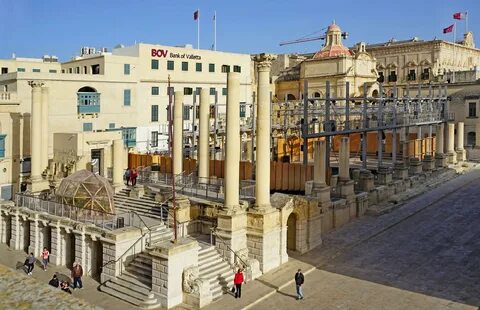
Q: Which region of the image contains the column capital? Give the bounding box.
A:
[28,81,45,88]
[254,53,277,71]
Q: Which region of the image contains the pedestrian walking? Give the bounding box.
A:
[41,247,50,271]
[131,168,138,186]
[71,262,83,289]
[233,268,244,299]
[295,269,304,300]
[60,281,72,294]
[48,274,59,288]
[124,169,131,186]
[25,253,36,275]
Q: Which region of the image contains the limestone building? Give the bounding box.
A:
[0,44,253,198]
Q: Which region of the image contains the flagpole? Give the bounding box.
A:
[453,22,456,83]
[214,11,217,51]
[197,8,200,50]
[466,11,468,33]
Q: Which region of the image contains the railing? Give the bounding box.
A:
[15,193,146,231]
[210,227,249,274]
[77,104,100,114]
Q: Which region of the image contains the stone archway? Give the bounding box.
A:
[287,213,297,251]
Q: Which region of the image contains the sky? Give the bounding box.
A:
[0,0,479,61]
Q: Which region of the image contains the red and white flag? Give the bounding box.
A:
[443,24,454,34]
[453,12,466,20]
[193,10,199,21]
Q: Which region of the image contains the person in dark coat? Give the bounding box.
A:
[25,253,36,275]
[295,269,304,300]
[233,268,245,298]
[71,262,83,289]
[48,275,59,288]
[60,281,72,294]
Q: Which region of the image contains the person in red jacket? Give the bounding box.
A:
[233,268,244,298]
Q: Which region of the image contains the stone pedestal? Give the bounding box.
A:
[435,153,447,168]
[358,169,375,192]
[422,154,435,171]
[216,209,248,266]
[447,151,458,164]
[129,185,145,198]
[311,182,330,203]
[456,149,466,162]
[27,179,50,193]
[377,166,393,185]
[409,158,423,175]
[394,162,409,180]
[150,238,201,309]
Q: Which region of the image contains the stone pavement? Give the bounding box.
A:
[0,243,133,310]
[203,167,480,310]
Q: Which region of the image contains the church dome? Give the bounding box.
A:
[313,22,353,59]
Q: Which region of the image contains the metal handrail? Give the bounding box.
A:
[129,210,152,246]
[210,227,249,270]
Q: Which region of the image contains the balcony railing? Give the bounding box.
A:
[0,92,18,102]
[78,104,100,114]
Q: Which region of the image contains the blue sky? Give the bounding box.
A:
[0,0,478,60]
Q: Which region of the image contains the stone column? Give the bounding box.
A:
[112,139,124,190]
[41,87,49,171]
[309,140,330,202]
[435,123,447,168]
[476,123,480,147]
[9,211,21,250]
[173,91,184,176]
[223,72,241,208]
[28,215,40,256]
[339,137,350,181]
[198,88,210,181]
[456,122,466,161]
[417,126,422,159]
[28,81,49,191]
[447,122,457,164]
[254,54,275,211]
[49,222,62,266]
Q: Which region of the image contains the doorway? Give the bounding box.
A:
[287,213,297,251]
[91,149,103,176]
[66,233,76,269]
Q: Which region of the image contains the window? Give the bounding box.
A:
[407,69,416,81]
[233,65,241,73]
[388,71,397,82]
[122,128,137,147]
[75,67,80,74]
[151,59,159,70]
[210,88,216,95]
[124,89,131,106]
[151,131,159,147]
[49,69,57,73]
[222,88,227,96]
[468,102,477,117]
[91,64,100,74]
[83,123,93,132]
[83,66,87,74]
[68,68,73,74]
[109,123,115,129]
[152,87,159,95]
[1,68,8,74]
[183,106,191,120]
[182,62,188,71]
[184,87,193,95]
[32,68,40,73]
[195,87,201,95]
[421,68,430,80]
[17,68,25,72]
[196,63,202,72]
[167,60,174,70]
[151,105,159,122]
[240,102,246,117]
[209,63,215,72]
[124,64,130,75]
[221,65,230,73]
[0,135,6,158]
[377,72,384,83]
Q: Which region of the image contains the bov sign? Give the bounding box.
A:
[151,48,202,60]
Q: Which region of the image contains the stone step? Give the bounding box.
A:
[129,256,152,268]
[199,262,232,279]
[199,256,223,270]
[114,196,158,207]
[121,270,152,287]
[100,285,144,307]
[198,249,218,262]
[128,261,153,275]
[112,275,152,295]
[105,280,154,301]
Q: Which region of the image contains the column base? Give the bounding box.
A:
[447,151,457,164]
[216,209,248,266]
[27,178,49,193]
[358,170,375,192]
[408,158,423,175]
[129,185,145,198]
[337,179,355,197]
[456,149,466,162]
[394,162,409,180]
[377,166,393,185]
[435,153,448,168]
[112,183,125,193]
[310,182,330,203]
[422,155,436,171]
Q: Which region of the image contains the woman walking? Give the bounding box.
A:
[233,268,244,299]
[41,247,49,271]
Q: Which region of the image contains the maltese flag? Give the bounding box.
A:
[453,12,466,20]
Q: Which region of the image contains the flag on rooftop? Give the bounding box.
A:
[194,10,199,21]
[453,12,466,20]
[443,24,454,34]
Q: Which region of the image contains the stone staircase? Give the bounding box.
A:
[198,242,235,301]
[114,188,169,222]
[99,225,173,308]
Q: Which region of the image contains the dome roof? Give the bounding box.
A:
[327,23,341,32]
[312,21,353,60]
[56,169,115,214]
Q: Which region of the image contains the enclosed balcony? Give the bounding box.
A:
[77,87,100,115]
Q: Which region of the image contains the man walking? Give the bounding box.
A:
[295,269,304,300]
[25,253,36,275]
[71,262,83,289]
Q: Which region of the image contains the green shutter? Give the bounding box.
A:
[151,59,159,70]
[83,123,93,132]
[124,89,131,106]
[210,88,216,95]
[0,135,6,158]
[152,87,159,95]
[182,62,188,71]
[209,64,215,72]
[167,61,174,70]
[151,105,159,122]
[196,63,202,72]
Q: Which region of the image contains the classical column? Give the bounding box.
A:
[173,91,184,176]
[112,139,124,189]
[417,126,422,159]
[436,123,445,154]
[255,53,276,210]
[456,122,466,161]
[29,81,44,182]
[447,122,457,164]
[476,123,480,147]
[223,72,240,209]
[41,87,49,171]
[339,137,350,181]
[313,140,326,185]
[198,88,210,181]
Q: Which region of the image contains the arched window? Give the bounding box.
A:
[372,90,379,98]
[467,131,476,147]
[313,92,321,98]
[286,94,296,100]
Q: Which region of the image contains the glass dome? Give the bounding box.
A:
[56,169,115,214]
